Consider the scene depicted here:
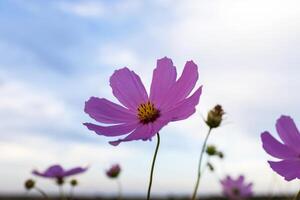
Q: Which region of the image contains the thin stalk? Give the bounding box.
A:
[35,187,49,199]
[117,179,122,200]
[69,186,74,200]
[59,185,65,200]
[191,128,212,200]
[147,133,160,200]
[293,189,300,200]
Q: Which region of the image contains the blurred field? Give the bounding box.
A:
[0,196,292,200]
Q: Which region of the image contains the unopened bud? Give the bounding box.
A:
[206,145,217,156]
[70,179,78,187]
[218,152,224,159]
[206,105,225,129]
[24,179,35,190]
[106,164,121,179]
[56,177,64,185]
[207,162,214,172]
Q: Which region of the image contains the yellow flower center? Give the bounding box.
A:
[137,101,160,124]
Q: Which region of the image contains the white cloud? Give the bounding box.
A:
[0,80,73,137]
[0,81,67,120]
[59,1,105,18]
[97,44,140,69]
[58,0,142,19]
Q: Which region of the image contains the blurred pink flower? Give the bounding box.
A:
[220,175,253,200]
[106,164,121,178]
[32,164,87,183]
[261,115,300,181]
[84,57,202,145]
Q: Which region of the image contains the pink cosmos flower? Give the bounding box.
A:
[220,175,253,200]
[84,57,202,145]
[33,165,87,180]
[106,164,121,178]
[261,115,300,181]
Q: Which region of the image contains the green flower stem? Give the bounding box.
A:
[69,186,74,200]
[293,189,300,200]
[117,179,122,200]
[34,187,49,199]
[59,185,65,200]
[147,133,160,200]
[192,128,212,200]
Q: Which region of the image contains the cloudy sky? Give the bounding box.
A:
[1,0,300,197]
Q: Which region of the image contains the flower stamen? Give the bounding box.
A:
[137,101,160,124]
[232,188,240,196]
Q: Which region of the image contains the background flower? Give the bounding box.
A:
[220,175,253,200]
[261,115,300,181]
[33,165,87,180]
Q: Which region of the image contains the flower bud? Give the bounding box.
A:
[206,105,224,129]
[24,179,35,190]
[207,162,214,172]
[56,177,64,185]
[206,145,217,156]
[218,151,224,159]
[106,164,121,179]
[70,179,78,187]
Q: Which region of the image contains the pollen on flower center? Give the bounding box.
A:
[137,101,160,124]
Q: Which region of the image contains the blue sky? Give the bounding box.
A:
[1,0,300,197]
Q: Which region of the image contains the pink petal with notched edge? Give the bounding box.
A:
[110,68,148,111]
[237,175,244,185]
[44,165,64,177]
[161,86,202,122]
[32,170,49,177]
[261,131,298,159]
[109,124,150,146]
[84,97,137,124]
[109,118,170,146]
[142,118,171,140]
[241,183,253,196]
[83,122,138,137]
[149,57,177,108]
[268,160,300,181]
[159,60,198,110]
[33,165,64,178]
[63,167,88,177]
[276,115,300,153]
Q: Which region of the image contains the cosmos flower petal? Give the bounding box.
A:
[261,131,297,159]
[144,118,172,140]
[237,175,245,184]
[161,86,202,122]
[33,165,64,178]
[63,167,88,177]
[32,170,47,177]
[276,115,300,153]
[268,160,300,181]
[109,124,151,146]
[83,122,138,137]
[149,57,177,107]
[242,183,253,196]
[84,97,137,124]
[159,60,198,110]
[110,67,148,110]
